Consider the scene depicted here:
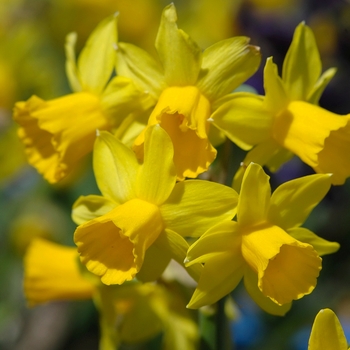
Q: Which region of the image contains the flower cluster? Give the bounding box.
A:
[14,3,349,349]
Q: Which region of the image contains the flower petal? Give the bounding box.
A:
[74,199,164,285]
[155,4,202,86]
[288,227,340,256]
[65,32,82,92]
[72,195,117,225]
[307,67,337,104]
[212,92,273,150]
[197,37,261,101]
[160,180,238,237]
[187,252,244,309]
[282,22,322,101]
[93,131,138,203]
[136,125,177,205]
[116,42,165,100]
[24,238,94,306]
[243,267,291,316]
[238,163,271,227]
[77,14,118,94]
[268,173,332,230]
[308,309,348,350]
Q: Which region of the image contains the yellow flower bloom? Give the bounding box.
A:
[116,3,261,179]
[73,125,237,285]
[13,14,151,183]
[186,163,339,316]
[308,309,349,350]
[211,22,350,186]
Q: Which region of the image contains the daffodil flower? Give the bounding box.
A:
[308,309,349,350]
[13,14,151,183]
[115,3,261,179]
[73,125,237,285]
[186,163,339,316]
[211,22,350,187]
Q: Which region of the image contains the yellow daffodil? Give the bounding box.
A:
[211,22,350,187]
[13,14,151,183]
[115,3,261,179]
[73,125,237,285]
[24,238,197,350]
[186,163,339,316]
[308,309,349,350]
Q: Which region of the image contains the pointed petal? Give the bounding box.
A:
[136,125,177,205]
[197,37,261,101]
[156,229,203,282]
[116,42,165,100]
[78,14,118,94]
[243,267,291,316]
[212,92,273,150]
[65,32,82,92]
[155,4,202,85]
[307,67,337,104]
[93,131,138,202]
[187,252,244,309]
[268,173,332,229]
[161,180,238,237]
[288,227,340,256]
[24,239,94,306]
[238,163,271,227]
[72,195,117,225]
[308,309,348,350]
[263,57,289,114]
[282,22,322,100]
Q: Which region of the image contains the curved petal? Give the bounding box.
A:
[116,42,165,100]
[268,173,332,230]
[187,252,244,309]
[160,180,238,237]
[288,227,340,256]
[24,239,94,306]
[263,57,289,114]
[77,14,118,94]
[308,309,348,350]
[186,221,240,265]
[155,4,202,85]
[197,37,261,101]
[136,125,177,205]
[243,267,291,316]
[72,195,117,225]
[238,163,271,227]
[93,131,139,202]
[307,67,337,104]
[156,229,203,282]
[65,32,82,92]
[74,199,164,285]
[282,22,322,101]
[212,92,273,150]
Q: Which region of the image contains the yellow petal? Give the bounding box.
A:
[155,4,202,86]
[288,227,340,256]
[93,131,139,203]
[160,180,238,237]
[212,92,273,150]
[136,125,177,205]
[307,67,337,104]
[273,101,350,184]
[268,173,332,229]
[197,37,261,101]
[282,22,322,101]
[74,198,164,285]
[13,93,110,183]
[238,163,271,227]
[65,32,82,92]
[243,266,292,316]
[77,14,118,94]
[241,223,321,305]
[72,195,117,225]
[308,309,348,350]
[134,86,216,180]
[24,238,94,306]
